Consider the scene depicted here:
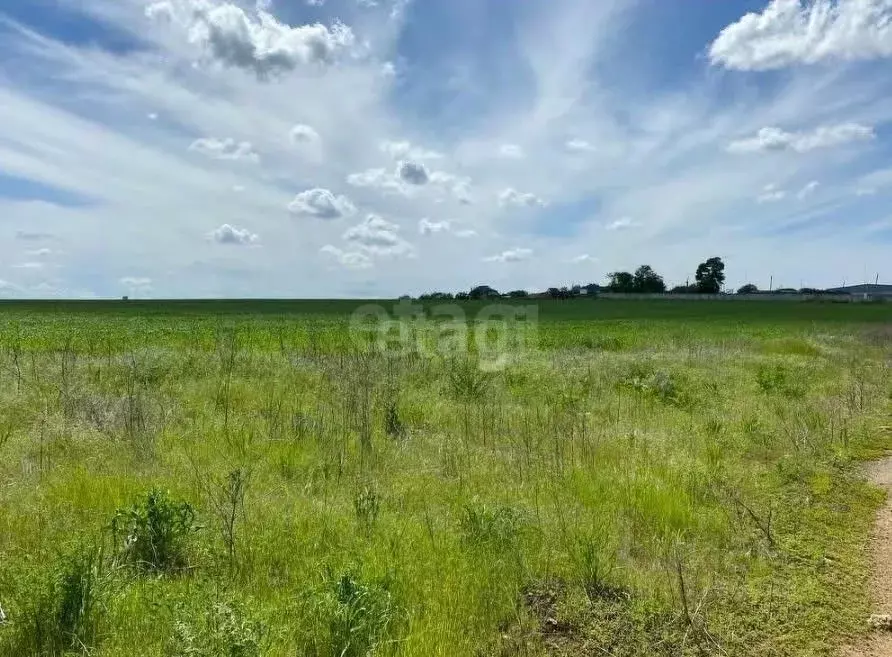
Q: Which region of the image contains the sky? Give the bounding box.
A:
[1,0,892,298]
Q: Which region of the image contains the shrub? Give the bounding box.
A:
[111,489,199,574]
[756,363,804,398]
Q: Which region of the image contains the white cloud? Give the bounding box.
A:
[290,124,321,145]
[25,248,53,257]
[498,188,546,208]
[570,254,598,263]
[148,112,159,120]
[484,247,533,263]
[605,217,636,230]
[727,123,875,154]
[288,188,356,219]
[419,219,450,235]
[343,214,413,255]
[346,168,405,194]
[429,172,473,204]
[565,139,595,153]
[190,137,260,161]
[397,160,430,185]
[797,180,820,199]
[454,229,477,238]
[320,245,372,269]
[12,262,44,270]
[499,144,525,158]
[380,141,442,161]
[757,183,787,203]
[147,0,357,78]
[120,277,153,295]
[710,0,892,71]
[210,223,260,244]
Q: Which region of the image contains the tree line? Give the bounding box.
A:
[416,256,736,300]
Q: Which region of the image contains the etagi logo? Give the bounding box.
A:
[349,299,539,371]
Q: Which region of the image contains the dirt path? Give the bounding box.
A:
[841,456,892,657]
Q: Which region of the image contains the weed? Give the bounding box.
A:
[446,359,490,401]
[303,570,404,657]
[111,489,199,574]
[459,500,523,550]
[353,486,381,533]
[168,599,264,657]
[3,544,105,656]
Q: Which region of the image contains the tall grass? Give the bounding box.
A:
[0,302,889,656]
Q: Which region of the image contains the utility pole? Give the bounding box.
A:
[769,275,773,292]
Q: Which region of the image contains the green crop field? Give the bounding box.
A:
[0,299,890,656]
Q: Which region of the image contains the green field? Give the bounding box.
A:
[0,299,890,656]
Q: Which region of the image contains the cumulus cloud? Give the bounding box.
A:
[709,0,892,71]
[288,188,356,219]
[454,228,477,238]
[605,217,636,230]
[499,144,525,158]
[380,141,442,161]
[757,183,787,203]
[12,262,44,270]
[429,171,472,204]
[346,168,405,194]
[397,160,430,185]
[146,0,356,78]
[498,188,546,208]
[320,245,372,269]
[120,277,153,295]
[418,219,450,235]
[484,247,533,263]
[566,139,595,153]
[797,180,820,199]
[209,223,260,244]
[190,137,260,161]
[727,123,875,154]
[570,254,598,263]
[290,124,321,145]
[343,214,413,255]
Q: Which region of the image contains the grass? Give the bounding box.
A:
[0,299,889,656]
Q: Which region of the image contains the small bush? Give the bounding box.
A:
[756,362,804,398]
[111,489,199,574]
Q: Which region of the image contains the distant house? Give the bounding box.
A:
[825,284,892,299]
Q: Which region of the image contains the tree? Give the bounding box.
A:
[469,285,500,300]
[695,257,726,294]
[737,284,759,295]
[632,265,666,293]
[507,290,529,298]
[607,272,635,293]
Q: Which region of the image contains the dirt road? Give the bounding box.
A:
[841,457,892,657]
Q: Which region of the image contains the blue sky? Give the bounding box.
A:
[1,0,892,298]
